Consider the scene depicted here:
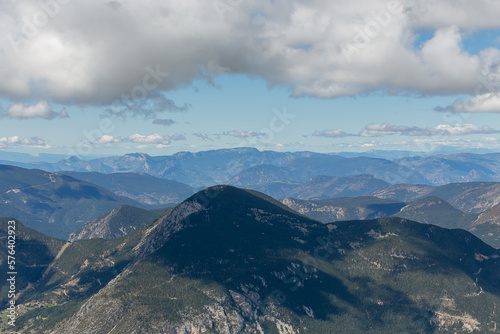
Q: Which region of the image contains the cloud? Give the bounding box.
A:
[360,123,498,137]
[153,119,175,126]
[312,129,354,138]
[193,132,210,141]
[95,135,120,145]
[1,1,500,105]
[5,100,68,120]
[105,94,190,120]
[0,136,50,148]
[361,124,413,137]
[127,133,186,148]
[223,130,265,138]
[435,93,500,113]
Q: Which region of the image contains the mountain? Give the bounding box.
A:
[285,155,430,184]
[61,171,195,205]
[286,175,390,200]
[371,184,436,202]
[394,196,478,230]
[55,148,317,187]
[3,186,500,333]
[231,174,390,200]
[282,196,406,223]
[373,182,500,213]
[426,182,500,213]
[0,218,66,309]
[68,205,171,242]
[0,148,432,187]
[469,203,500,248]
[228,164,300,185]
[0,164,145,239]
[397,153,500,185]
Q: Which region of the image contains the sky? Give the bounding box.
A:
[1,0,500,158]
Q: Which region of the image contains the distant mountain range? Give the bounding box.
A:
[1,187,499,333]
[7,148,500,188]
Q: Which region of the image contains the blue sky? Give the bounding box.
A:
[1,1,500,158]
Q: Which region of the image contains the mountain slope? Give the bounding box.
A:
[426,182,500,213]
[0,164,145,239]
[62,171,195,205]
[469,203,500,248]
[5,186,500,333]
[282,196,406,223]
[371,184,435,202]
[394,196,478,230]
[68,205,171,241]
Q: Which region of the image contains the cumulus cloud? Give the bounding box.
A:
[0,136,50,148]
[5,100,68,119]
[1,0,500,105]
[223,130,265,138]
[153,119,175,126]
[435,93,500,113]
[312,129,354,138]
[94,135,120,145]
[360,123,498,137]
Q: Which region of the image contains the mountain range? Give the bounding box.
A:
[7,149,500,188]
[1,186,499,333]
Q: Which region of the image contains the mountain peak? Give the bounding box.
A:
[133,185,321,261]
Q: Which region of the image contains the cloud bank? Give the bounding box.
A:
[1,0,500,106]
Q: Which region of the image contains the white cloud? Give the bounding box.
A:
[5,100,68,119]
[127,133,186,148]
[312,129,354,138]
[361,124,412,137]
[1,0,500,105]
[435,93,500,113]
[95,135,120,145]
[360,123,498,137]
[0,136,50,148]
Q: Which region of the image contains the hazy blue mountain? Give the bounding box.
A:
[228,164,300,185]
[0,148,431,187]
[286,175,390,199]
[285,155,430,184]
[397,153,500,185]
[4,186,500,333]
[371,184,436,202]
[62,171,195,205]
[0,164,145,239]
